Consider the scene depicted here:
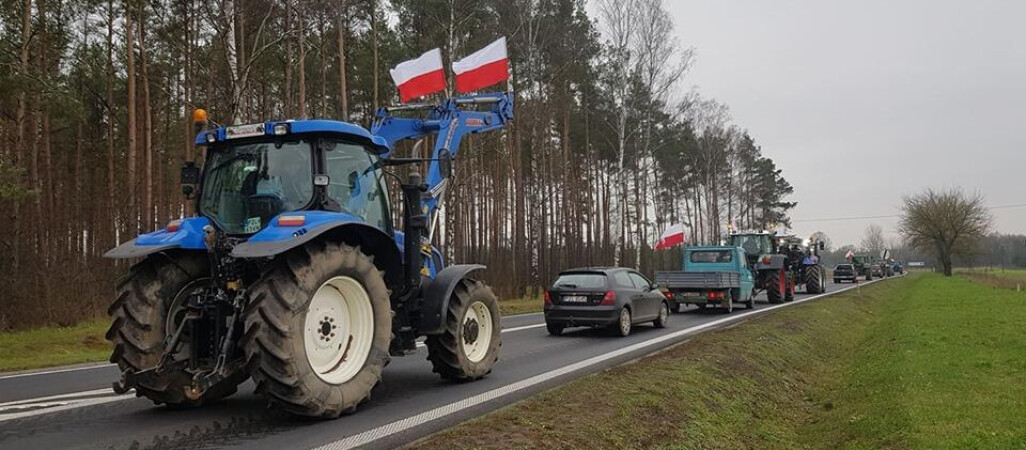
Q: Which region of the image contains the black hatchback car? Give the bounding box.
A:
[833,264,857,283]
[544,267,669,337]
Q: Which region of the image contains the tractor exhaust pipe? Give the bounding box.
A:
[402,172,428,292]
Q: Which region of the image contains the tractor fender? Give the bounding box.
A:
[104,217,210,259]
[231,212,404,288]
[419,264,486,335]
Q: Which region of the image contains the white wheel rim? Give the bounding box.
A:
[462,301,493,363]
[620,309,631,334]
[304,276,374,385]
[660,304,668,322]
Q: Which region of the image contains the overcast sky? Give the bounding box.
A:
[662,0,1026,246]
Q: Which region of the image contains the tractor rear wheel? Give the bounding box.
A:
[106,253,246,407]
[242,241,392,418]
[425,279,502,381]
[805,265,824,294]
[766,271,785,304]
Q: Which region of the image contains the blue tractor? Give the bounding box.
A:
[104,93,513,418]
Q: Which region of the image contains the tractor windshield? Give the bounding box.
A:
[200,139,314,234]
[730,234,773,256]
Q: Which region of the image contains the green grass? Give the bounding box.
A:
[408,274,1026,450]
[0,319,112,372]
[499,294,543,316]
[958,267,1026,291]
[0,295,543,374]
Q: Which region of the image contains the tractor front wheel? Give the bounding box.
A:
[106,253,247,407]
[425,279,502,381]
[242,241,392,418]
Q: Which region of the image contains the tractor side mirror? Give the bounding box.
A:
[181,162,200,199]
[438,149,453,178]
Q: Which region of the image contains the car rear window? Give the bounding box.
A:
[835,264,853,270]
[552,273,606,289]
[689,250,732,263]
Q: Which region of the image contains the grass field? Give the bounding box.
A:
[958,267,1026,291]
[409,274,1026,450]
[0,319,111,372]
[0,295,543,373]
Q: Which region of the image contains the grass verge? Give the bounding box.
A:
[0,295,543,373]
[409,274,1026,450]
[0,319,111,372]
[499,295,543,316]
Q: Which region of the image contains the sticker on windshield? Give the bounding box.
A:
[244,217,262,233]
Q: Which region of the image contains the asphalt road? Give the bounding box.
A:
[0,278,888,450]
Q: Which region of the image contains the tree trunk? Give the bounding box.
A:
[126,3,138,235]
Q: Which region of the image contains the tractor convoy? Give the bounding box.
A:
[104,93,513,417]
[658,230,838,312]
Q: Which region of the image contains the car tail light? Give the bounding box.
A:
[543,291,552,305]
[664,291,674,300]
[762,255,772,264]
[707,291,724,300]
[166,219,182,233]
[600,291,616,305]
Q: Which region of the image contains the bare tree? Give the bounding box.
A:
[899,188,992,276]
[861,224,886,255]
[810,231,833,251]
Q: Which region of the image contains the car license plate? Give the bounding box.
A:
[562,295,588,303]
[679,292,700,297]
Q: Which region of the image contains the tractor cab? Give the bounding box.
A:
[726,231,776,265]
[191,121,393,236]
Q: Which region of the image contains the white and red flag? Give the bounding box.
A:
[654,224,686,251]
[845,249,855,260]
[389,48,446,103]
[452,37,509,94]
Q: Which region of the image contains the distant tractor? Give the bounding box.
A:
[851,254,875,280]
[779,236,827,294]
[726,231,794,304]
[103,93,514,417]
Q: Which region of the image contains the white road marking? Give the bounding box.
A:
[0,387,135,422]
[502,323,547,333]
[313,278,887,450]
[0,363,116,381]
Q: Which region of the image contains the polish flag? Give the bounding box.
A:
[654,224,686,251]
[845,249,855,260]
[390,48,446,103]
[452,37,509,94]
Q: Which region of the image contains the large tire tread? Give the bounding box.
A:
[106,253,245,407]
[425,279,502,381]
[242,241,392,418]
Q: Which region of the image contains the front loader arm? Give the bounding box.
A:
[371,93,514,217]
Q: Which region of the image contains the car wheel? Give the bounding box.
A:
[615,307,632,337]
[546,322,564,336]
[653,302,669,328]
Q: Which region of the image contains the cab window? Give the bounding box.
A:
[322,140,390,231]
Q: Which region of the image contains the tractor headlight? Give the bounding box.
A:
[205,132,217,143]
[273,123,289,136]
